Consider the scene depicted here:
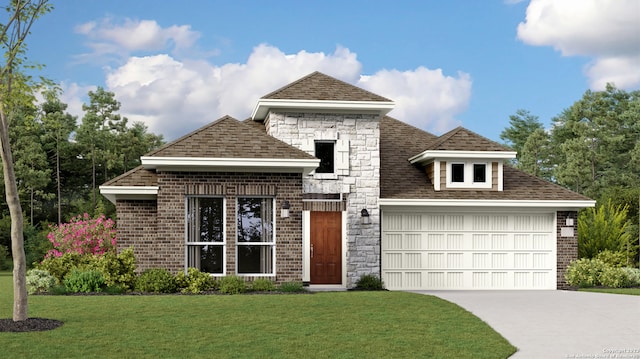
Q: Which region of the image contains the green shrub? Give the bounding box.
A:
[355,274,385,290]
[24,224,52,268]
[599,266,632,288]
[38,252,94,283]
[175,267,217,293]
[95,247,137,290]
[578,200,633,260]
[64,269,106,293]
[26,269,57,294]
[0,244,11,270]
[278,281,306,293]
[565,258,608,287]
[251,278,276,292]
[594,250,628,268]
[622,268,640,287]
[135,268,177,293]
[218,275,247,294]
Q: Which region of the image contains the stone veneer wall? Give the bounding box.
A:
[265,112,381,287]
[117,172,303,283]
[556,211,578,289]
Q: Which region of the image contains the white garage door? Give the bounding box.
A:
[381,211,556,290]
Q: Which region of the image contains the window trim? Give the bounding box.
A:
[236,196,276,277]
[446,161,492,189]
[184,196,226,276]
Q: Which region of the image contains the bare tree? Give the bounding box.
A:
[0,0,51,322]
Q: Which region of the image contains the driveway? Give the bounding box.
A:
[413,290,640,359]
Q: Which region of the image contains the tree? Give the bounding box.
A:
[499,109,544,164]
[519,128,551,179]
[0,0,51,322]
[40,88,76,224]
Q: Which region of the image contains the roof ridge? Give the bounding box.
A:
[425,126,464,150]
[260,71,321,99]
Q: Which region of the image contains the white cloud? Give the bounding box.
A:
[517,0,640,90]
[59,82,96,125]
[74,18,201,63]
[96,44,471,140]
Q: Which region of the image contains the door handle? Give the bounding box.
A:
[310,243,314,258]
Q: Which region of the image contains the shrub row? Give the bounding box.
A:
[565,257,640,288]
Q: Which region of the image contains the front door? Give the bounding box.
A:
[310,211,342,284]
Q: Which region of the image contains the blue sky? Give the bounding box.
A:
[25,0,640,141]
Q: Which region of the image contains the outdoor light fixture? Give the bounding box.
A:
[281,200,291,218]
[361,208,371,225]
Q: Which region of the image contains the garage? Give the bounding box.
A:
[381,210,556,290]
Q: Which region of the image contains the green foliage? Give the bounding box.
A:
[355,274,385,290]
[0,244,10,270]
[599,266,632,288]
[278,281,306,293]
[25,268,56,294]
[594,250,628,268]
[135,268,177,293]
[622,268,640,287]
[565,258,607,287]
[24,224,51,268]
[94,247,137,290]
[578,200,633,261]
[175,267,217,293]
[64,269,106,293]
[37,252,94,283]
[250,278,276,292]
[500,109,544,162]
[218,275,247,295]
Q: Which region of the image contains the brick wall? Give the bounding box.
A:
[556,211,578,289]
[116,171,303,283]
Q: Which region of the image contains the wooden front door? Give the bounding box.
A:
[310,211,342,284]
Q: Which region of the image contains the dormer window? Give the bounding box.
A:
[446,161,492,189]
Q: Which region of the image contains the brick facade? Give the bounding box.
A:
[116,172,303,283]
[556,211,578,289]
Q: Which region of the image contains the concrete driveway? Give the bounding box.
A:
[413,290,640,359]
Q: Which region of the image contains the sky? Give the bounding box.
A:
[22,0,640,142]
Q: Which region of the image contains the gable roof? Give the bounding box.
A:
[102,166,157,187]
[146,115,315,160]
[423,126,512,152]
[261,71,392,102]
[380,116,593,205]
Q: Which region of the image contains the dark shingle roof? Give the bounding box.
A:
[261,71,392,102]
[146,115,315,160]
[380,117,592,201]
[102,166,157,187]
[423,126,513,152]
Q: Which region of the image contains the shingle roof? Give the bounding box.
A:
[146,115,315,160]
[102,166,157,187]
[261,71,392,102]
[380,116,592,201]
[423,126,513,152]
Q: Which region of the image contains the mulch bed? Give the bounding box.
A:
[0,318,63,332]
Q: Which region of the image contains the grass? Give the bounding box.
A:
[0,272,515,358]
[579,287,640,296]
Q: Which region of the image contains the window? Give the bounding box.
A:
[237,197,275,275]
[473,164,486,183]
[315,141,335,173]
[451,163,465,182]
[186,197,224,274]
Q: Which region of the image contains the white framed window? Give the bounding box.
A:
[447,161,491,189]
[236,197,275,275]
[301,137,350,178]
[185,196,225,274]
[315,141,335,174]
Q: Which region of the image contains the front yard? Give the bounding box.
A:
[0,272,516,358]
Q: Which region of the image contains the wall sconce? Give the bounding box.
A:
[565,218,574,226]
[361,208,371,225]
[281,200,291,218]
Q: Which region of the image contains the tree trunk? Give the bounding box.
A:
[0,110,28,321]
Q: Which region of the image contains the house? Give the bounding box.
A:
[100,72,595,290]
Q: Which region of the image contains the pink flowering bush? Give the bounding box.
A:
[45,213,116,259]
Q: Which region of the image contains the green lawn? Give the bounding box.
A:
[0,272,515,358]
[579,287,640,296]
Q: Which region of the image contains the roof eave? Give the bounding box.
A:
[379,198,596,210]
[251,99,395,120]
[409,150,518,164]
[99,186,160,204]
[141,156,320,176]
